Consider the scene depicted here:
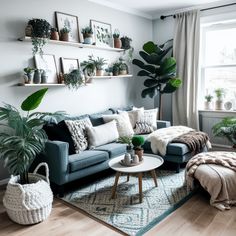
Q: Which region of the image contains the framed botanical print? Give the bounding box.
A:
[55,11,81,43]
[34,54,58,83]
[90,19,112,47]
[60,57,80,74]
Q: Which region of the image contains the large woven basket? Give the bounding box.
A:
[3,162,53,225]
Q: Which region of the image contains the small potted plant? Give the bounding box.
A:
[214,88,225,110]
[81,26,93,44]
[118,59,128,75]
[204,94,213,110]
[112,63,120,76]
[105,66,113,76]
[120,36,132,50]
[27,18,51,55]
[23,67,35,84]
[113,29,122,48]
[60,27,70,42]
[81,59,96,83]
[63,69,85,89]
[118,136,133,154]
[132,135,145,161]
[50,27,59,40]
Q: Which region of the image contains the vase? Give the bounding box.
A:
[33,70,41,84]
[41,70,48,84]
[51,31,59,40]
[60,33,69,42]
[204,101,212,110]
[96,69,104,76]
[83,34,93,44]
[114,38,122,48]
[134,148,144,162]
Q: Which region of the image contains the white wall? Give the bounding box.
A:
[0,0,152,180]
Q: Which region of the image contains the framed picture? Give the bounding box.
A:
[60,57,80,74]
[90,20,112,47]
[34,54,58,84]
[55,11,80,43]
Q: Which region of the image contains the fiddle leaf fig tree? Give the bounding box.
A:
[132,40,182,119]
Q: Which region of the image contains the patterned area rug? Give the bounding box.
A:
[62,169,193,236]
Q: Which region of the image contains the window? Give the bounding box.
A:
[200,21,236,109]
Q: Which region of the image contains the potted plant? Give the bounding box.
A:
[50,27,59,40]
[120,36,132,50]
[118,58,128,75]
[23,67,35,84]
[63,69,85,89]
[204,94,213,110]
[113,29,122,49]
[0,89,64,225]
[27,19,51,55]
[214,88,225,110]
[132,135,145,161]
[112,62,120,76]
[81,26,93,44]
[81,58,96,82]
[118,136,133,154]
[212,117,236,148]
[105,66,113,76]
[60,27,70,42]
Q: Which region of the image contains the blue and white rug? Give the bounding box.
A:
[62,169,193,236]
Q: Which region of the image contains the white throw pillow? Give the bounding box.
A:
[65,118,92,153]
[118,109,143,128]
[86,120,119,148]
[103,112,134,137]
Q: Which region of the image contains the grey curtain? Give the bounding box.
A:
[173,10,200,130]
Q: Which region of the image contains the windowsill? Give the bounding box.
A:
[199,109,236,113]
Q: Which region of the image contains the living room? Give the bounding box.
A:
[0,0,236,235]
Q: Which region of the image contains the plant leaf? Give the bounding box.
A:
[144,79,159,88]
[143,41,161,54]
[21,88,48,111]
[137,70,150,77]
[141,87,156,98]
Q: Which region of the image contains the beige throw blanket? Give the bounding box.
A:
[147,126,194,156]
[186,151,236,210]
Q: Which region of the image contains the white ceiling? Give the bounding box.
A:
[89,0,235,19]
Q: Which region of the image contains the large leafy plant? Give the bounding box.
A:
[212,117,236,146]
[0,88,65,184]
[132,40,182,119]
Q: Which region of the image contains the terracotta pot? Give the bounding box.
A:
[134,148,144,162]
[96,69,104,76]
[51,31,59,40]
[60,33,69,42]
[114,38,122,48]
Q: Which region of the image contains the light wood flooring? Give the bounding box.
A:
[0,187,236,236]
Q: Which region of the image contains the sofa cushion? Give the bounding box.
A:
[89,110,113,126]
[64,114,89,121]
[95,143,127,158]
[69,150,109,172]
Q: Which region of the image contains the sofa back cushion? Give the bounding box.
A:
[89,109,114,126]
[86,120,119,148]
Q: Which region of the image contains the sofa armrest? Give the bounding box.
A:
[44,140,69,185]
[156,120,171,129]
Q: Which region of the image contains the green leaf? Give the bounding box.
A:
[139,51,162,65]
[143,41,161,54]
[144,79,159,88]
[132,59,144,68]
[161,78,182,94]
[137,70,150,77]
[141,87,156,98]
[143,65,156,74]
[21,88,48,111]
[160,57,176,75]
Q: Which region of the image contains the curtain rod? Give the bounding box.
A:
[160,2,236,20]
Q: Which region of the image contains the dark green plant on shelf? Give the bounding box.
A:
[212,117,236,147]
[0,88,65,184]
[132,40,182,120]
[28,19,51,55]
[63,69,85,90]
[81,26,93,35]
[205,94,213,102]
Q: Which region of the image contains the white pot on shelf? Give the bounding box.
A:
[204,101,212,110]
[215,100,224,110]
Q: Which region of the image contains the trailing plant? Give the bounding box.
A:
[132,136,145,149]
[0,88,65,184]
[214,88,225,101]
[132,40,182,120]
[113,29,120,39]
[205,94,213,102]
[81,26,93,35]
[120,36,132,49]
[63,69,85,90]
[212,117,236,146]
[28,19,51,55]
[80,60,96,77]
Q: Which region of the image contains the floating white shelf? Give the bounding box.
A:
[18,83,65,87]
[18,36,125,52]
[92,74,133,79]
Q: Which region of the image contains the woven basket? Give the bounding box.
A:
[3,162,53,225]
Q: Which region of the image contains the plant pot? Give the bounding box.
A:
[83,33,93,44]
[113,70,119,76]
[204,101,212,110]
[33,70,41,84]
[51,31,59,40]
[119,70,127,75]
[114,38,122,48]
[60,32,69,42]
[3,163,53,225]
[96,69,104,76]
[215,100,224,110]
[25,24,32,37]
[134,148,144,162]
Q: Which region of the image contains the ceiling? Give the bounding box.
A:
[89,0,234,19]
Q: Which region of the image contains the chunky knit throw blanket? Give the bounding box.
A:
[147,126,194,156]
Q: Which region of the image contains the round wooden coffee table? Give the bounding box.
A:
[108,154,163,203]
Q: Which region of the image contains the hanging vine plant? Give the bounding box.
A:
[27,19,51,55]
[63,69,85,90]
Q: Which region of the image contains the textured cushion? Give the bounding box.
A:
[43,120,75,155]
[65,118,92,153]
[103,112,134,137]
[64,114,89,121]
[69,150,109,172]
[89,110,113,126]
[87,121,119,148]
[118,109,143,128]
[138,108,158,130]
[135,122,154,134]
[95,143,127,158]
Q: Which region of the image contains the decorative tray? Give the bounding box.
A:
[119,159,143,167]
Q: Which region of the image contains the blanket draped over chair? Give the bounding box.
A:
[186,151,236,210]
[147,126,211,156]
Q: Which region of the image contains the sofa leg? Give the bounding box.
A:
[57,185,65,198]
[176,163,180,173]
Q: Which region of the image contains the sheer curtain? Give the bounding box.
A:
[172,10,200,130]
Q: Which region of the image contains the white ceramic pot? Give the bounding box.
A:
[215,100,224,110]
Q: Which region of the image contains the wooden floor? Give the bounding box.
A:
[0,188,236,236]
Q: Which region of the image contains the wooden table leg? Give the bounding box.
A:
[138,173,143,203]
[127,174,130,182]
[111,172,121,199]
[151,170,158,187]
